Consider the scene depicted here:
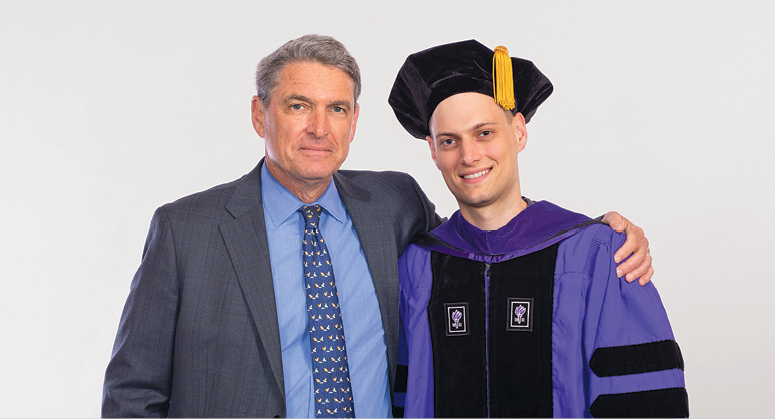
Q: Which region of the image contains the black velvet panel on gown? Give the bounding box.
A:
[427,244,559,418]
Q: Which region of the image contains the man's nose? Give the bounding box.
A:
[460,139,481,166]
[307,109,329,139]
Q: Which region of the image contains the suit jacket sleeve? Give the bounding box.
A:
[102,206,179,417]
[404,174,443,255]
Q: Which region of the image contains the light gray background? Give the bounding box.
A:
[1,1,773,417]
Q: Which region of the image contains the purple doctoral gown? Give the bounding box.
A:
[393,200,687,418]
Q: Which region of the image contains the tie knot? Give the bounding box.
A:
[300,204,323,228]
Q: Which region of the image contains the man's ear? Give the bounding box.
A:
[512,112,528,152]
[426,136,439,168]
[251,96,266,138]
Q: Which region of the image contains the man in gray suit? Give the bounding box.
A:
[102,35,652,417]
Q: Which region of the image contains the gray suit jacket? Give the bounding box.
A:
[102,160,440,417]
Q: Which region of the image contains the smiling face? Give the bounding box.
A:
[427,92,527,223]
[252,61,359,201]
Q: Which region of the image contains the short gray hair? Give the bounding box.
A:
[255,34,361,107]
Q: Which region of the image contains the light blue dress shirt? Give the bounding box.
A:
[260,164,392,418]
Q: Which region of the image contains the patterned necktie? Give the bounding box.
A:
[300,205,355,418]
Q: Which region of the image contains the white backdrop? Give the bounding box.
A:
[1,1,773,417]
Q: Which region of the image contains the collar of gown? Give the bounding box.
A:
[430,199,591,255]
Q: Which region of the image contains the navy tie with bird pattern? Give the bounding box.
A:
[300,205,355,418]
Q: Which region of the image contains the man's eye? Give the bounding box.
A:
[441,139,455,146]
[480,130,492,137]
[332,106,344,113]
[290,104,303,110]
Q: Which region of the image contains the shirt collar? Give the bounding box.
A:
[260,163,346,227]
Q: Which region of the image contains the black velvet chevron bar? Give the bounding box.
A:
[589,387,689,418]
[589,340,684,377]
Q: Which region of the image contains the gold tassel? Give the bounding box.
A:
[492,45,515,110]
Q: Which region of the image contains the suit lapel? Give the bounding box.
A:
[219,159,286,398]
[218,167,401,401]
[333,173,400,387]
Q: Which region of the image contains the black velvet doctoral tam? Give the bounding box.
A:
[388,39,554,140]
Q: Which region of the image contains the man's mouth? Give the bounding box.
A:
[300,147,330,153]
[462,168,490,180]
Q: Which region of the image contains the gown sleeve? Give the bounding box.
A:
[581,227,689,418]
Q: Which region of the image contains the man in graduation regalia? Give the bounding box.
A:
[388,40,689,418]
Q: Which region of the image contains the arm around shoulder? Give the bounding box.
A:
[601,211,654,285]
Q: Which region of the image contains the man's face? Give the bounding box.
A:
[427,92,527,214]
[252,61,359,194]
